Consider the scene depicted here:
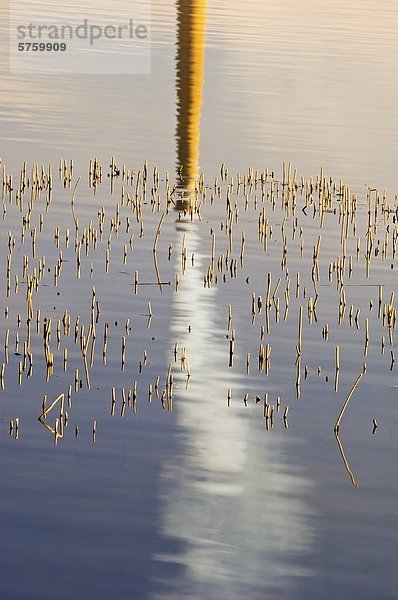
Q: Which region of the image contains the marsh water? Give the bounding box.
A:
[1,1,398,599]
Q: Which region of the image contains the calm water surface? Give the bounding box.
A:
[0,1,398,599]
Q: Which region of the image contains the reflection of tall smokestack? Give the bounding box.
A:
[175,0,206,207]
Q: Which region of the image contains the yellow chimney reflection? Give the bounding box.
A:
[175,0,206,206]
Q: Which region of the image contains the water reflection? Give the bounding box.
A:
[154,223,314,598]
[175,0,206,205]
[152,4,314,596]
[2,0,398,191]
[334,431,359,489]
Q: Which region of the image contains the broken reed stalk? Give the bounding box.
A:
[153,212,166,292]
[71,177,81,232]
[334,373,363,433]
[297,306,303,358]
[335,345,340,392]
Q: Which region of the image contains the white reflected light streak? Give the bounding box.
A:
[153,224,314,599]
